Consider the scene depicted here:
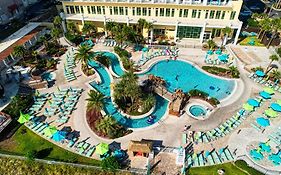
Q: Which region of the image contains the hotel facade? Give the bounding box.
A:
[60,0,243,44]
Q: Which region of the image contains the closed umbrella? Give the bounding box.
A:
[264,109,278,118]
[263,87,275,95]
[52,131,67,142]
[255,70,265,77]
[243,103,254,111]
[44,126,57,138]
[259,91,271,99]
[247,99,260,107]
[270,103,281,112]
[95,143,109,155]
[256,117,270,127]
[205,150,210,157]
[17,112,31,124]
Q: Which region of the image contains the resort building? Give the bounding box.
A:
[60,0,243,44]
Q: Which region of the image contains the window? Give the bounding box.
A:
[210,10,215,19]
[160,8,164,16]
[70,6,75,14]
[87,6,91,14]
[114,7,118,15]
[137,7,141,15]
[183,9,188,17]
[179,9,183,17]
[75,6,80,13]
[192,10,197,18]
[91,6,96,14]
[166,8,170,17]
[97,6,101,14]
[125,7,128,15]
[109,6,112,15]
[102,6,105,14]
[171,9,175,17]
[80,6,84,14]
[230,11,236,20]
[132,7,135,16]
[177,26,202,38]
[66,6,70,14]
[119,7,124,15]
[205,10,209,19]
[155,8,158,16]
[197,10,201,18]
[143,8,147,16]
[221,11,225,19]
[215,11,221,19]
[148,8,151,16]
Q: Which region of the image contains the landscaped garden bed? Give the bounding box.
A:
[187,89,220,106]
[202,66,240,78]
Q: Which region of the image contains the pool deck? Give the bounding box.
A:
[34,41,281,173]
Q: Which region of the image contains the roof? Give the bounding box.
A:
[0,26,44,62]
[128,140,153,153]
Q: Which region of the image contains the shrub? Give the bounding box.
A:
[114,46,134,71]
[187,89,220,106]
[65,32,83,45]
[101,156,121,171]
[25,150,38,161]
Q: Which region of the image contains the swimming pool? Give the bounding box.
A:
[142,60,235,100]
[189,105,206,117]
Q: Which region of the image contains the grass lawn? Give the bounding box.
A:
[187,161,262,175]
[0,126,100,166]
[239,36,264,47]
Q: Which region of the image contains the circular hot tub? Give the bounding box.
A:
[189,105,207,118]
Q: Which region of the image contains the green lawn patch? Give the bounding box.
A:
[0,126,100,166]
[239,36,264,47]
[187,161,263,175]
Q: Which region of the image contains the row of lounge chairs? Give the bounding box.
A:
[185,148,234,168]
[268,127,281,146]
[103,40,128,49]
[64,51,77,82]
[137,48,179,66]
[29,93,49,115]
[249,73,281,93]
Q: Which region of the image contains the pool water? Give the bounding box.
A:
[189,105,206,117]
[142,60,235,100]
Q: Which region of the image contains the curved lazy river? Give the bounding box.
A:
[89,52,235,128]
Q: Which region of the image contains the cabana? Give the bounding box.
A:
[128,140,153,158]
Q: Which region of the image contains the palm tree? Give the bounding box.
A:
[121,71,138,84]
[82,21,97,36]
[258,17,271,41]
[266,54,279,74]
[270,69,281,82]
[94,53,111,67]
[74,45,92,66]
[266,18,281,48]
[95,115,117,135]
[13,46,26,59]
[86,90,106,111]
[142,94,155,111]
[67,21,78,34]
[228,66,240,78]
[39,36,48,48]
[137,18,147,35]
[105,21,117,37]
[31,50,39,63]
[221,27,232,46]
[144,22,153,44]
[53,16,62,29]
[51,27,61,44]
[207,39,216,50]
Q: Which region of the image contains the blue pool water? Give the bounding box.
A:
[142,60,235,100]
[88,60,168,128]
[189,105,206,117]
[93,52,124,77]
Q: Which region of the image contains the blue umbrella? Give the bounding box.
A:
[247,99,260,107]
[52,131,67,142]
[238,109,246,116]
[255,70,265,77]
[259,91,271,99]
[256,117,270,127]
[205,150,210,157]
[207,50,213,55]
[218,55,228,62]
[218,148,224,155]
[270,103,281,112]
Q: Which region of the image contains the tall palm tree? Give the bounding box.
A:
[105,21,117,37]
[86,90,106,111]
[137,18,147,35]
[221,26,232,46]
[82,21,97,36]
[53,16,62,29]
[207,39,216,50]
[228,66,240,78]
[121,71,138,84]
[258,17,271,41]
[95,115,117,135]
[270,69,281,82]
[67,21,78,34]
[266,54,279,74]
[74,45,92,65]
[13,45,26,59]
[51,27,61,44]
[266,18,281,48]
[144,22,153,44]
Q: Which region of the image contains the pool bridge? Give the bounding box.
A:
[153,85,173,102]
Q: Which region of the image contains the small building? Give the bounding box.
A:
[128,140,153,158]
[0,112,12,133]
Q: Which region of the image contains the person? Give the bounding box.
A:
[184,125,187,131]
[175,75,179,81]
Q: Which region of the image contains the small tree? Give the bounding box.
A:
[67,21,78,35]
[101,156,120,171]
[82,21,97,36]
[266,54,279,74]
[207,39,216,50]
[222,27,232,46]
[53,16,62,29]
[13,45,26,58]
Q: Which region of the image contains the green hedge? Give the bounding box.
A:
[187,89,220,106]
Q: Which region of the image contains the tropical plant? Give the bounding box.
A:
[142,94,156,111]
[221,27,232,46]
[94,53,111,67]
[67,21,78,34]
[74,45,92,66]
[51,27,61,44]
[258,17,271,41]
[13,45,26,58]
[266,54,279,74]
[95,115,117,135]
[82,21,97,36]
[137,18,147,35]
[26,150,38,161]
[266,18,281,48]
[270,69,281,81]
[101,156,120,171]
[144,22,153,44]
[228,66,240,78]
[105,21,117,37]
[207,39,216,50]
[53,16,62,29]
[86,90,105,112]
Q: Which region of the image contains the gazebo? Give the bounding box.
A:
[128,140,153,158]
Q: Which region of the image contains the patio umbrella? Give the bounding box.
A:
[264,109,278,118]
[263,87,275,95]
[259,142,271,153]
[256,117,270,127]
[247,99,260,107]
[215,49,222,55]
[52,131,67,142]
[44,126,57,138]
[243,103,254,111]
[17,112,31,124]
[218,55,228,62]
[238,109,246,116]
[259,91,271,99]
[109,141,121,152]
[269,154,281,165]
[255,70,265,77]
[270,103,281,112]
[95,143,109,155]
[205,150,210,157]
[207,50,213,55]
